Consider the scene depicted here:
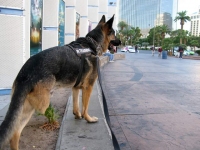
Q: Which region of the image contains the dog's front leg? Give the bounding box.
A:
[82,85,98,123]
[72,87,82,119]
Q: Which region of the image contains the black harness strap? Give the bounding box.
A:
[97,57,120,150]
[65,44,92,87]
[74,54,86,87]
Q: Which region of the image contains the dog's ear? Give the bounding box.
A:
[104,14,114,29]
[98,15,106,24]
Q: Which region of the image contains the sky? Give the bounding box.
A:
[176,0,200,31]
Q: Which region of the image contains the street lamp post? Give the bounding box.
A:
[149,24,155,48]
[153,26,155,47]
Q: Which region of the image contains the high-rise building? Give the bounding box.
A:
[190,6,200,36]
[119,0,173,37]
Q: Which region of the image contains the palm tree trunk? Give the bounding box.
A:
[131,37,132,45]
[180,38,182,44]
[184,38,186,45]
[181,25,183,30]
[180,20,184,44]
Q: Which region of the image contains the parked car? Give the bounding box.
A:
[121,47,128,52]
[128,47,136,53]
[174,50,190,57]
[121,46,135,52]
[186,50,195,55]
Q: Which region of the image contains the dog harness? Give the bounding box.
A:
[66,37,100,87]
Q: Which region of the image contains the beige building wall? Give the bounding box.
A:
[0,0,118,89]
[190,7,200,36]
[0,0,27,88]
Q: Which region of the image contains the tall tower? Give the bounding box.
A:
[118,0,173,37]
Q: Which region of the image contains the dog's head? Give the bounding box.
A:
[86,15,115,55]
[109,39,121,46]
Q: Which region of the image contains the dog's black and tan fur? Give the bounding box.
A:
[0,15,115,150]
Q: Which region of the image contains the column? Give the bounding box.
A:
[65,0,76,44]
[108,1,118,31]
[42,0,59,50]
[98,0,108,21]
[88,0,99,30]
[76,0,88,37]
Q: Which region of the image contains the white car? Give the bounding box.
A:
[121,46,136,53]
[121,47,128,52]
[174,50,189,57]
[128,47,136,53]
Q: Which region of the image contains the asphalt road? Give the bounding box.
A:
[101,51,200,150]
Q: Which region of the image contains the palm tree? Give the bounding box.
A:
[133,27,142,44]
[176,29,190,45]
[148,26,162,46]
[159,25,171,45]
[117,21,128,42]
[117,21,128,31]
[160,25,170,39]
[182,30,190,45]
[190,40,199,51]
[127,27,135,45]
[155,26,162,46]
[174,11,191,44]
[121,27,130,45]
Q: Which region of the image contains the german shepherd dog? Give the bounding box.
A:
[0,15,115,150]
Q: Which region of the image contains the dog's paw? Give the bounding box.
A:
[73,112,82,119]
[75,115,82,119]
[87,116,98,123]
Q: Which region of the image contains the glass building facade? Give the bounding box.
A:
[119,0,173,37]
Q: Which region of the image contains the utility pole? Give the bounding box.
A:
[149,23,155,47]
[153,25,155,47]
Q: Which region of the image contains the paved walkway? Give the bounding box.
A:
[101,51,200,150]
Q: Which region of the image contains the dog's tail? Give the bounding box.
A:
[0,83,31,148]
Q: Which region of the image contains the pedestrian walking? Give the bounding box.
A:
[151,46,155,56]
[178,46,184,59]
[158,47,162,57]
[135,45,138,53]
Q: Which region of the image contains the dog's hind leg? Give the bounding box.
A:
[10,99,35,150]
[10,77,55,150]
[82,85,98,123]
[72,87,82,119]
[28,77,56,114]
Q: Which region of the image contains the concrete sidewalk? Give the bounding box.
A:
[55,81,114,150]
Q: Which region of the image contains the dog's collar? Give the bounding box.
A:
[86,36,103,56]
